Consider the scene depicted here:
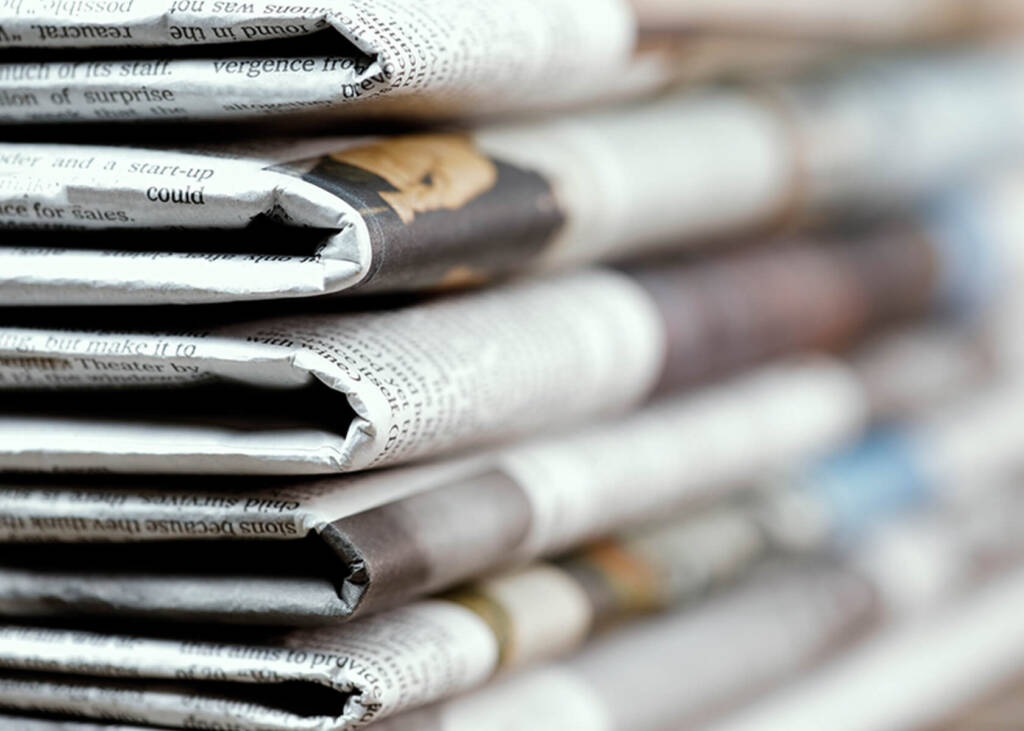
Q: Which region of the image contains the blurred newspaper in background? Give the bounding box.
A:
[4,2,1024,731]
[632,0,1024,40]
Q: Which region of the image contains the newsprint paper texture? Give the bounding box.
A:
[0,212,1013,475]
[0,561,876,730]
[5,474,1024,731]
[2,342,1023,625]
[0,354,868,623]
[0,506,821,727]
[0,0,645,123]
[2,51,1024,304]
[0,268,665,473]
[0,89,793,303]
[0,0,1020,126]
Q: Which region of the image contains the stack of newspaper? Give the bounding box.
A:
[2,2,1024,729]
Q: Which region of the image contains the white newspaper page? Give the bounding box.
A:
[0,357,865,623]
[0,268,665,473]
[372,563,877,731]
[0,600,499,729]
[0,0,638,122]
[0,274,1011,477]
[0,88,794,304]
[3,50,1024,305]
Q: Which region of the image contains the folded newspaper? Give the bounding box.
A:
[378,481,1024,731]
[0,354,866,623]
[2,52,1024,304]
[4,470,1021,730]
[0,91,796,303]
[0,0,661,124]
[0,0,1018,128]
[0,560,875,730]
[0,217,984,475]
[3,346,1021,625]
[6,545,1024,731]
